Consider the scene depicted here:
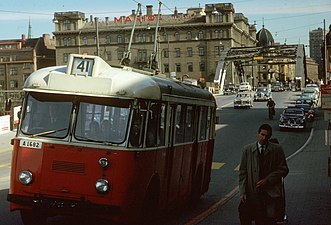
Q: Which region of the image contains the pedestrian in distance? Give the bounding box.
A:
[238,123,289,225]
[267,98,276,119]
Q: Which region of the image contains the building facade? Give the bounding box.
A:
[53,3,257,82]
[0,34,56,115]
[0,34,56,91]
[309,27,324,79]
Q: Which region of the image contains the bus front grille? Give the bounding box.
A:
[52,160,85,174]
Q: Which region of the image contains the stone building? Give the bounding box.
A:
[52,3,257,82]
[0,34,56,90]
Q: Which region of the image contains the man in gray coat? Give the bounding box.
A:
[239,124,289,225]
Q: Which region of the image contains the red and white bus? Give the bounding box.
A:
[8,54,216,225]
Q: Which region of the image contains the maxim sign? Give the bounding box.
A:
[113,14,194,24]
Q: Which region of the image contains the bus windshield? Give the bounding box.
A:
[20,93,132,144]
[20,93,72,138]
[74,101,130,144]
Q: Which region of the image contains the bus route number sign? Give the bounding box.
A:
[19,139,42,149]
[71,57,94,76]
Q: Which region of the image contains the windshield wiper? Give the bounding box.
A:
[30,128,68,138]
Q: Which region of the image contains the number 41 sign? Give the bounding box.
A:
[71,57,94,76]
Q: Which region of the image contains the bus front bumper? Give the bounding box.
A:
[7,194,120,215]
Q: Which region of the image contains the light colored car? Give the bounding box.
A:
[234,92,253,108]
[238,82,252,92]
[254,87,272,101]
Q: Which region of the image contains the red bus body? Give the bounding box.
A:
[8,54,216,224]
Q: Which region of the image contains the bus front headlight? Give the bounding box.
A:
[95,179,109,193]
[19,171,33,185]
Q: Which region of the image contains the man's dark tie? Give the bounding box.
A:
[259,145,265,179]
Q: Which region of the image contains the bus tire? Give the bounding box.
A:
[140,179,160,225]
[190,165,203,205]
[20,210,47,225]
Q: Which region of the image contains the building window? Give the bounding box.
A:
[0,68,4,76]
[174,32,180,41]
[163,48,169,58]
[215,46,220,55]
[23,63,31,69]
[176,64,181,72]
[219,30,224,38]
[63,20,71,30]
[215,13,223,23]
[163,32,168,42]
[106,52,112,61]
[83,37,88,45]
[187,31,192,40]
[117,51,124,60]
[10,80,18,88]
[10,67,18,76]
[175,48,181,57]
[215,30,224,39]
[198,47,205,56]
[117,35,123,44]
[200,62,205,72]
[187,62,193,72]
[198,31,204,40]
[187,47,193,57]
[105,35,111,44]
[63,37,71,46]
[164,64,169,73]
[63,53,69,63]
[137,49,147,61]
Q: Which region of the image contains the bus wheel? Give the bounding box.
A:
[190,167,203,205]
[20,210,47,225]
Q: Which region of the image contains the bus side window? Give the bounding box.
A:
[129,111,144,147]
[146,103,160,147]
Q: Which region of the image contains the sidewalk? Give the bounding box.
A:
[199,109,331,225]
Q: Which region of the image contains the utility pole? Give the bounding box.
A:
[324,19,328,82]
[95,17,100,57]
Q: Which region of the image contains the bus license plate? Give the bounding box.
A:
[19,140,42,149]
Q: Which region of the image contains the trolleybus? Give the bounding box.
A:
[8,54,216,225]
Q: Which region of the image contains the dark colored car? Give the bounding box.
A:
[279,107,306,130]
[295,97,315,121]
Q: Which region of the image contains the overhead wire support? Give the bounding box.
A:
[120,3,141,66]
[148,1,162,71]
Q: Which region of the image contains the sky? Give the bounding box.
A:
[0,0,330,55]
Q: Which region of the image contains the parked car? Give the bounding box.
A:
[254,87,272,101]
[305,84,320,94]
[295,97,315,121]
[279,107,306,130]
[238,82,252,92]
[234,92,253,108]
[300,88,319,105]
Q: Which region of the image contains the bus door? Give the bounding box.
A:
[164,104,178,204]
[165,104,195,204]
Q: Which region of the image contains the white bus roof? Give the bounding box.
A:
[24,54,214,104]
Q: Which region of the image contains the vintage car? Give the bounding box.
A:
[234,92,253,108]
[295,97,315,121]
[238,82,252,92]
[279,107,306,130]
[224,83,237,95]
[254,87,272,101]
[271,82,284,92]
